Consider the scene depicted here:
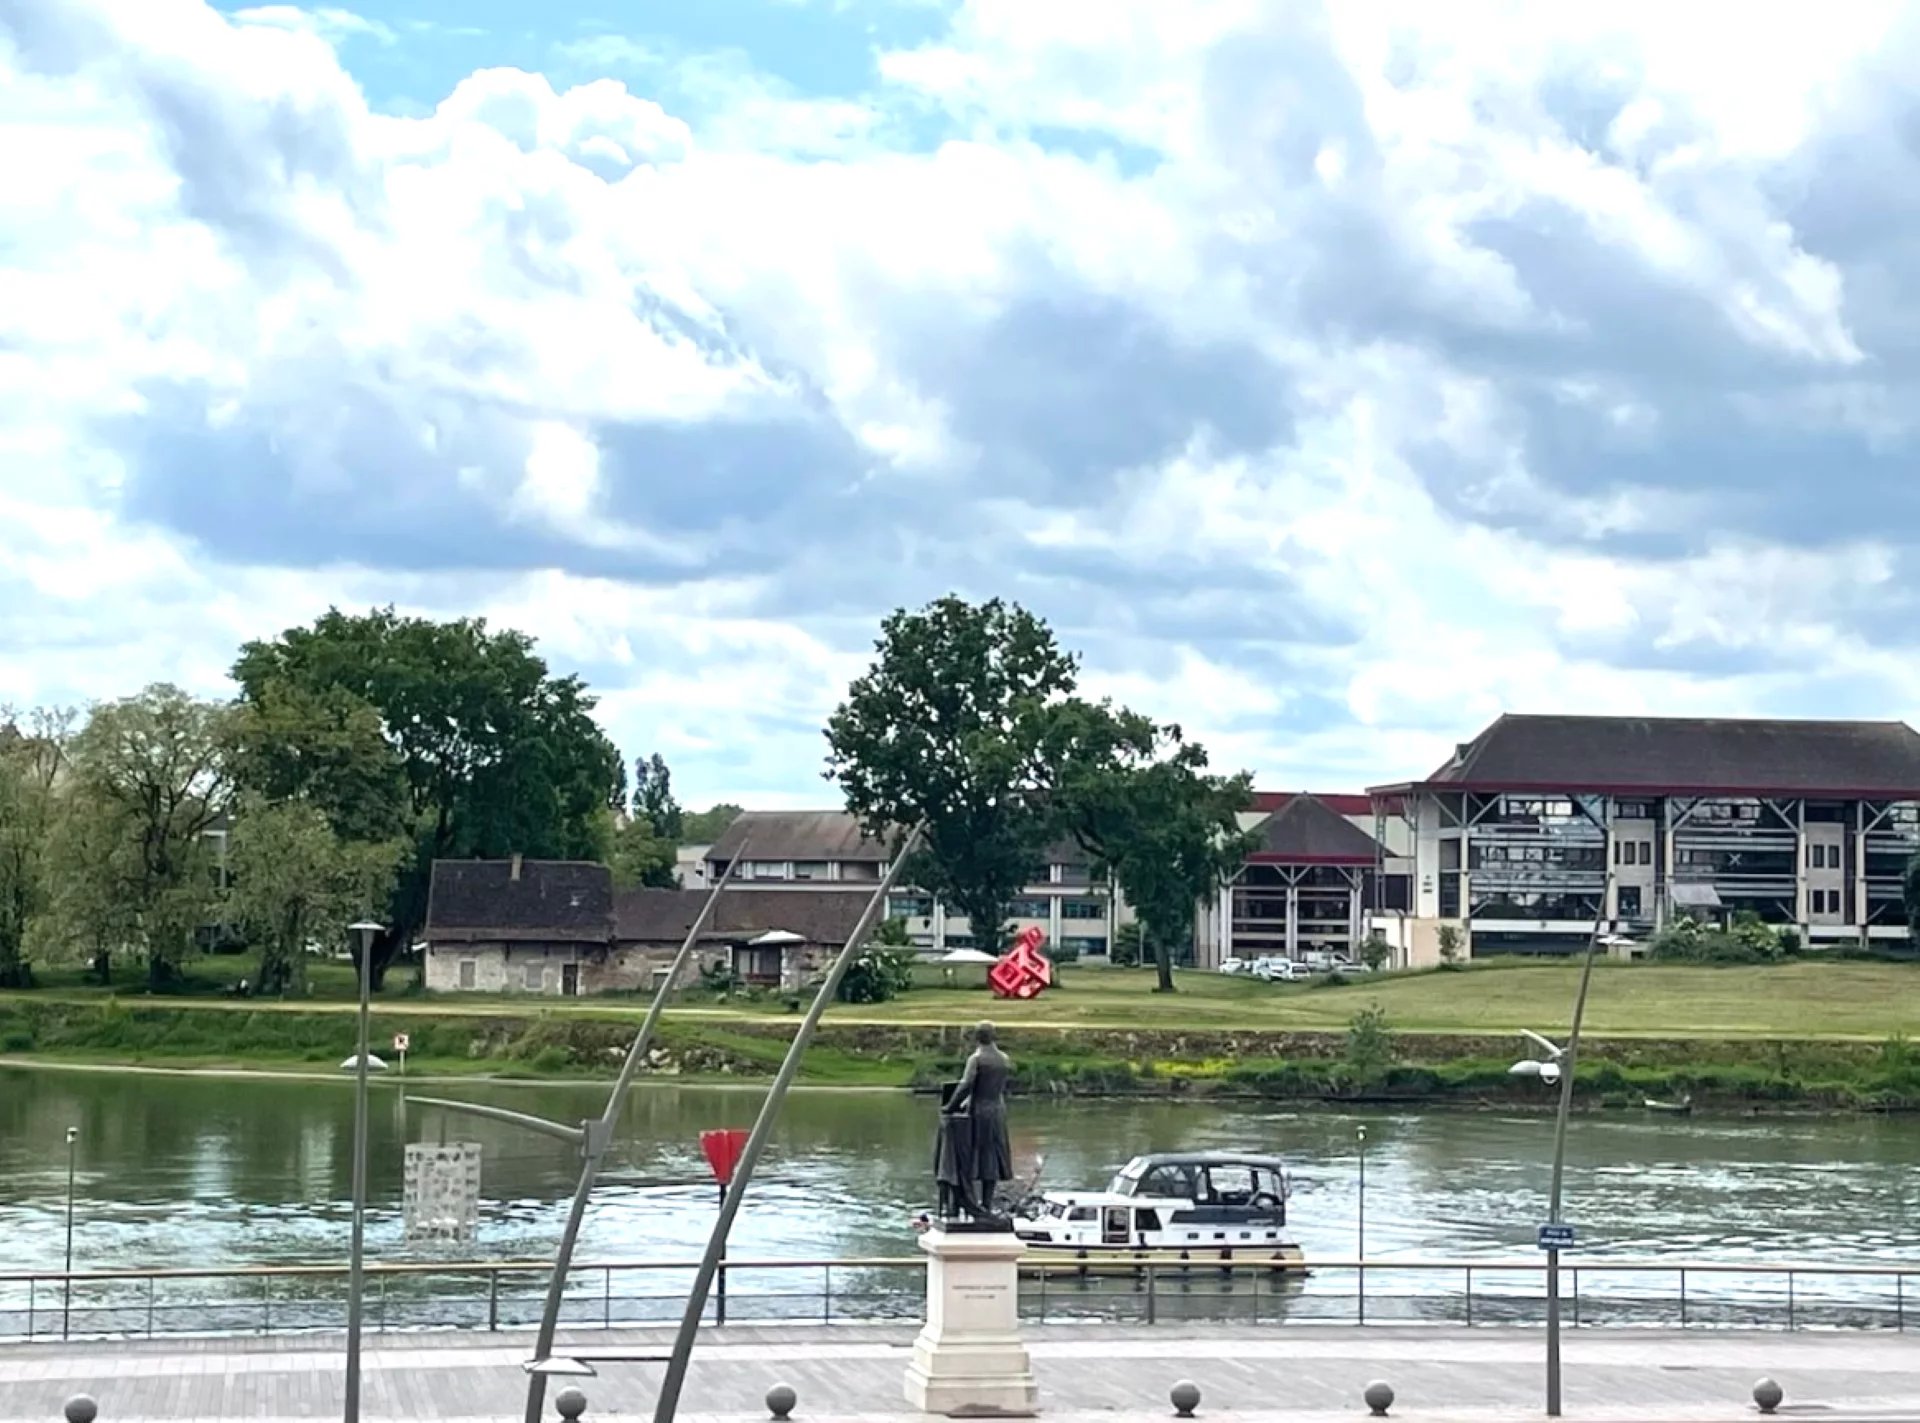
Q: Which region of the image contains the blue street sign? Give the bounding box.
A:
[1537,1223,1576,1250]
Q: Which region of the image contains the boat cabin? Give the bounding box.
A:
[1012,1152,1294,1254]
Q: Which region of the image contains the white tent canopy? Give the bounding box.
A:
[939,947,997,964]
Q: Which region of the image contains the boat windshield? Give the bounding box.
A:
[1111,1159,1287,1204]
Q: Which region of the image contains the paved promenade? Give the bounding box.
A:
[4,1324,1918,1422]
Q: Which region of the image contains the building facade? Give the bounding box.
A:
[1194,793,1402,968]
[421,855,868,995]
[703,811,1134,958]
[1368,714,1920,960]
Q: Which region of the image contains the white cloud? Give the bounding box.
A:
[4,0,1920,807]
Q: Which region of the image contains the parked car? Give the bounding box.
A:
[1218,956,1253,975]
[1252,956,1307,982]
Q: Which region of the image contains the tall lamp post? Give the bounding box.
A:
[1356,1124,1367,1325]
[1507,927,1601,1419]
[343,920,384,1423]
[62,1126,77,1339]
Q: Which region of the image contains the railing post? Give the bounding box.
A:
[1898,1272,1905,1333]
[489,1270,500,1333]
[378,1274,388,1334]
[1464,1267,1472,1328]
[1572,1268,1580,1328]
[27,1277,34,1339]
[604,1266,612,1330]
[1679,1268,1687,1328]
[263,1276,272,1335]
[146,1275,155,1338]
[1038,1261,1047,1325]
[821,1264,831,1325]
[1787,1272,1795,1331]
[1146,1262,1157,1326]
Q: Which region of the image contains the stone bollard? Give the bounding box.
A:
[63,1397,98,1423]
[1170,1380,1201,1417]
[766,1383,797,1420]
[1363,1380,1395,1417]
[1752,1378,1784,1416]
[555,1385,589,1420]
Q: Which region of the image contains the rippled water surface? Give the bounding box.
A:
[4,1068,1918,1329]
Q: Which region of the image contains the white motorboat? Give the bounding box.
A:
[1008,1151,1307,1275]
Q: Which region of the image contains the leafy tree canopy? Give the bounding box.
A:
[1053,700,1257,990]
[632,752,683,841]
[681,803,743,844]
[825,595,1078,953]
[231,607,625,982]
[63,685,234,988]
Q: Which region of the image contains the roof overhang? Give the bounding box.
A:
[1371,780,1920,800]
[1245,853,1375,866]
[425,929,610,944]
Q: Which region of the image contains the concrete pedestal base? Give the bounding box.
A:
[903,1228,1038,1417]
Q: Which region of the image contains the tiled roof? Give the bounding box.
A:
[615,887,874,946]
[1248,794,1381,864]
[1249,791,1373,817]
[425,860,614,943]
[1389,714,1920,797]
[707,810,895,864]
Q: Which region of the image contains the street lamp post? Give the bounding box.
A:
[1356,1124,1367,1325]
[62,1126,77,1339]
[1507,929,1602,1419]
[343,920,383,1423]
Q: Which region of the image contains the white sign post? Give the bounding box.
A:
[393,1032,410,1078]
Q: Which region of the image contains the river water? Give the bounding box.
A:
[3,1068,1918,1333]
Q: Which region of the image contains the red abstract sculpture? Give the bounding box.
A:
[988,924,1054,999]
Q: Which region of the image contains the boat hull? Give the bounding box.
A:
[1018,1243,1308,1278]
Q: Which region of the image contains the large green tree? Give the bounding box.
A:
[825,595,1079,953]
[231,608,626,985]
[1054,701,1257,991]
[0,707,73,987]
[63,685,234,989]
[226,796,404,996]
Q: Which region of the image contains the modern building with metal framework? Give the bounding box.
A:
[1367,714,1920,960]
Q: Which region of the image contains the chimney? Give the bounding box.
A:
[510,853,523,882]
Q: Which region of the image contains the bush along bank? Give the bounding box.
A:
[5,998,1920,1110]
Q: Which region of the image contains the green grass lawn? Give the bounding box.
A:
[799,959,1920,1040]
[14,953,1920,1041]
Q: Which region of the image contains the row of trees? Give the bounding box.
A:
[0,608,735,993]
[3,593,1255,998]
[826,596,1257,990]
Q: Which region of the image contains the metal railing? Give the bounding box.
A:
[2,1254,1916,1343]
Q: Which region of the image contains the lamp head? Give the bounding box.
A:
[1507,1059,1544,1078]
[65,1126,78,1145]
[1540,1061,1563,1084]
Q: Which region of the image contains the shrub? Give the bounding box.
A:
[838,946,917,1004]
[1341,1004,1393,1087]
[1359,932,1392,972]
[1436,924,1464,967]
[1109,923,1144,968]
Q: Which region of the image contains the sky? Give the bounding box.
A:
[3,0,1918,810]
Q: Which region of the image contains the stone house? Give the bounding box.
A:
[422,855,873,997]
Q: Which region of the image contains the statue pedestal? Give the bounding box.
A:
[904,1227,1038,1417]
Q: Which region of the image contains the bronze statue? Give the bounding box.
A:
[933,1021,1014,1226]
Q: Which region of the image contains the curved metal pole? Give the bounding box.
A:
[1544,915,1602,1419]
[520,844,749,1423]
[651,823,924,1423]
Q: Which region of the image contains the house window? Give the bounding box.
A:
[1062,899,1107,920]
[792,861,829,881]
[524,962,545,991]
[458,960,477,990]
[1009,898,1052,919]
[889,895,933,920]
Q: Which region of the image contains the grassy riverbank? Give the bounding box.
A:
[6,957,1920,1109]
